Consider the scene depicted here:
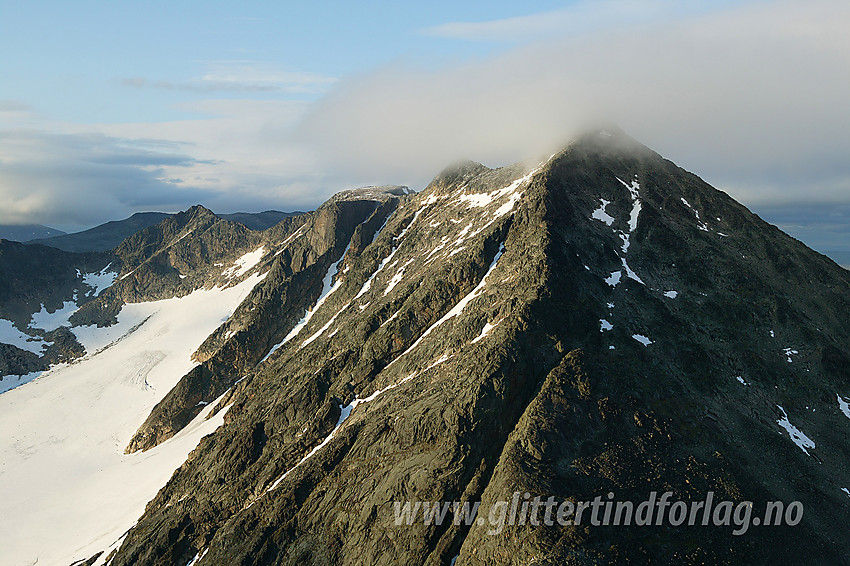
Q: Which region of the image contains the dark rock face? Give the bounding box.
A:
[77,131,850,564]
[0,240,114,378]
[218,211,305,232]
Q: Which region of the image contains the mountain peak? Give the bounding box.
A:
[423,159,491,196]
[182,204,218,220]
[555,124,659,161]
[5,131,850,565]
[326,185,412,204]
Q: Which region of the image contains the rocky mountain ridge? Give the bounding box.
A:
[94,129,850,564]
[2,132,849,565]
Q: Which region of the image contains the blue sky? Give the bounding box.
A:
[2,1,566,123]
[1,1,849,259]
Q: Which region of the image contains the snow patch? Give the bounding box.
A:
[472,319,502,343]
[222,246,266,279]
[605,271,622,287]
[591,199,615,226]
[783,348,799,363]
[301,303,350,348]
[186,547,209,566]
[381,310,401,327]
[621,257,645,285]
[370,213,392,245]
[736,376,749,386]
[599,319,613,332]
[276,226,306,255]
[84,264,118,296]
[386,244,505,369]
[356,206,426,300]
[776,405,815,456]
[597,177,644,286]
[632,334,653,346]
[837,394,850,420]
[680,197,708,231]
[268,368,423,492]
[458,192,495,208]
[262,244,351,361]
[663,290,678,299]
[384,258,414,296]
[29,300,78,331]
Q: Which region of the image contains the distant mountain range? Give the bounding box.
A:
[0,210,305,253]
[0,224,66,242]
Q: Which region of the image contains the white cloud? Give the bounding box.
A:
[0,99,356,228]
[90,99,345,206]
[299,0,850,206]
[4,0,850,234]
[0,129,207,226]
[121,61,336,94]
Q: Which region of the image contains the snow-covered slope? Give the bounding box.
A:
[0,273,263,566]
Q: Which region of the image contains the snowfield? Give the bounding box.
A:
[83,264,119,297]
[0,273,263,566]
[29,300,78,330]
[222,246,266,280]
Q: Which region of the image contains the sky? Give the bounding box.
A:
[1,0,848,257]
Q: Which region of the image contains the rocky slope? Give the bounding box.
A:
[125,196,398,453]
[77,129,850,565]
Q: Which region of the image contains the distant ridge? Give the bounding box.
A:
[0,224,65,242]
[29,210,305,252]
[28,212,171,252]
[218,210,305,231]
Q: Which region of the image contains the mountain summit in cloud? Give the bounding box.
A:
[2,130,850,565]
